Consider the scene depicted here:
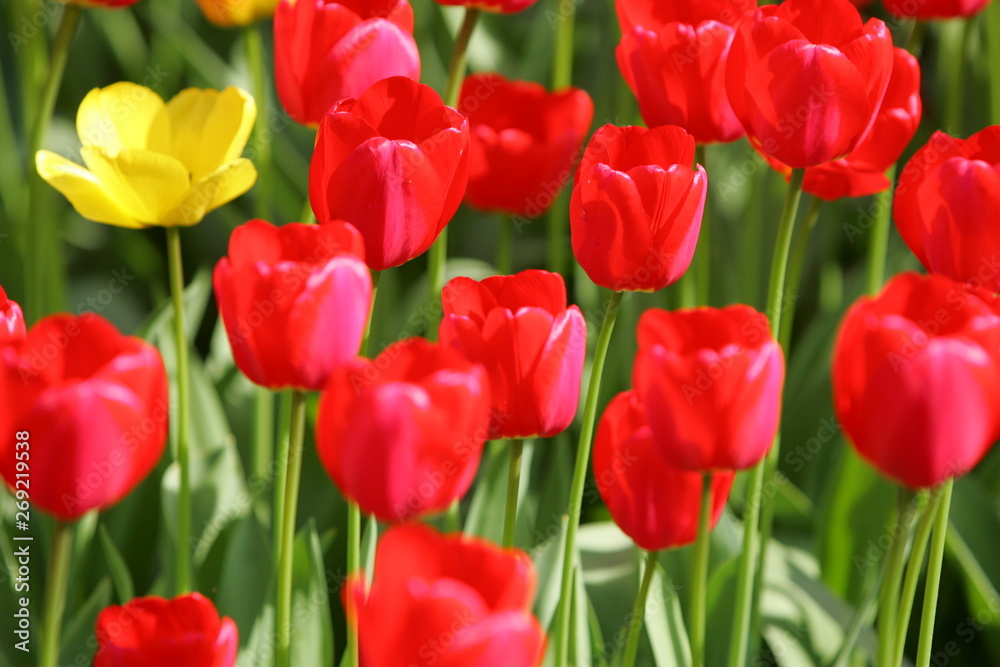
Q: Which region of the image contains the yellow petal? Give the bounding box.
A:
[81,146,191,225]
[35,150,143,228]
[165,87,257,182]
[164,159,257,226]
[75,83,170,154]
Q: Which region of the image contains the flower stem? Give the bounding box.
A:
[497,215,513,275]
[944,18,972,134]
[555,289,624,667]
[546,0,577,276]
[728,168,804,667]
[39,520,73,667]
[427,7,481,330]
[915,479,954,667]
[893,491,938,665]
[166,227,192,595]
[877,489,915,667]
[778,196,821,347]
[988,3,1000,124]
[502,439,525,548]
[622,550,658,667]
[866,166,897,296]
[690,474,713,667]
[26,3,80,323]
[275,389,307,667]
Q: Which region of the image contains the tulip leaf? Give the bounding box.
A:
[290,521,335,667]
[463,440,509,544]
[238,604,275,667]
[99,524,135,604]
[59,577,112,666]
[216,514,273,654]
[647,562,692,667]
[140,267,213,345]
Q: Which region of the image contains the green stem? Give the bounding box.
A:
[893,491,938,666]
[26,3,80,323]
[915,479,954,667]
[546,0,576,275]
[944,19,972,135]
[497,215,513,275]
[502,439,525,548]
[694,144,710,306]
[166,227,192,595]
[727,168,805,667]
[866,166,897,296]
[690,474,713,667]
[39,521,74,667]
[444,499,461,532]
[988,4,1000,124]
[877,490,915,667]
[778,196,822,348]
[253,388,274,494]
[622,550,658,667]
[275,390,307,667]
[273,390,292,556]
[555,290,624,667]
[427,8,481,331]
[345,268,379,667]
[244,23,271,222]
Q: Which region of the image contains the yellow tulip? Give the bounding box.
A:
[193,0,279,27]
[36,82,258,228]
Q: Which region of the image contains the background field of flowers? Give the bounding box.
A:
[2,0,1000,665]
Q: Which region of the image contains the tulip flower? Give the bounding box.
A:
[0,287,25,344]
[884,0,991,18]
[725,0,894,168]
[36,83,257,228]
[309,77,470,271]
[274,0,420,127]
[764,47,922,201]
[833,272,1000,489]
[439,270,586,439]
[570,124,706,292]
[457,73,592,216]
[894,125,1000,293]
[316,337,490,522]
[345,524,546,666]
[594,391,734,551]
[433,0,538,13]
[633,305,785,471]
[0,314,168,520]
[94,593,238,666]
[194,0,278,25]
[213,219,372,391]
[615,0,754,144]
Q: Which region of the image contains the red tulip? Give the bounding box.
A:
[894,125,1000,293]
[884,0,991,18]
[594,391,734,551]
[570,124,706,292]
[615,0,754,144]
[458,73,593,216]
[763,47,922,201]
[94,593,237,666]
[633,306,785,471]
[213,219,371,391]
[432,0,537,13]
[0,314,168,521]
[274,0,420,127]
[309,77,471,271]
[725,0,894,168]
[833,273,1000,489]
[439,270,586,439]
[344,524,546,666]
[0,286,25,344]
[316,338,490,522]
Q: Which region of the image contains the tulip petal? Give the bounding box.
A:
[76,82,170,153]
[165,87,257,182]
[80,147,191,225]
[166,158,257,226]
[35,151,142,228]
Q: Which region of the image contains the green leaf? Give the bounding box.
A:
[99,524,134,603]
[59,578,112,666]
[647,562,692,667]
[216,514,273,653]
[463,441,509,543]
[289,521,335,667]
